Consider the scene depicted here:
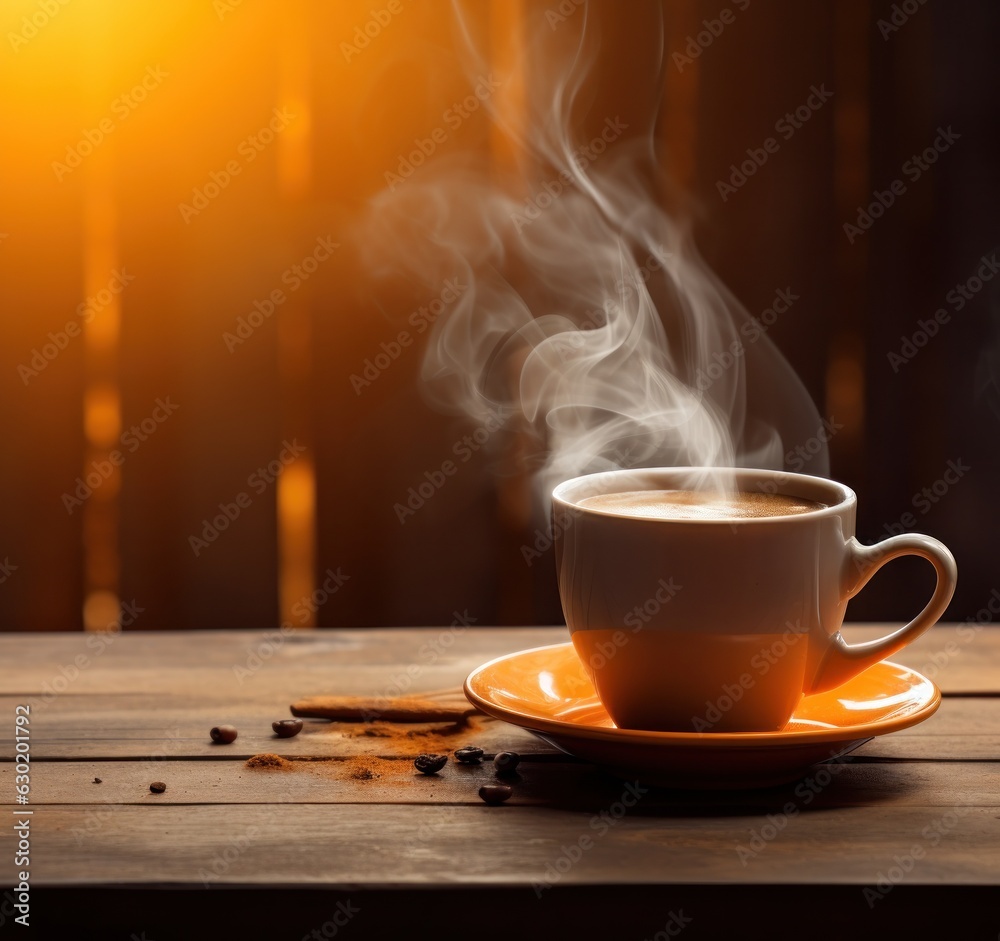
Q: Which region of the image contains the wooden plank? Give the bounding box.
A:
[6,758,998,810]
[838,623,1000,693]
[0,709,552,761]
[2,692,997,762]
[0,628,564,695]
[1,626,997,697]
[854,734,999,762]
[15,802,999,887]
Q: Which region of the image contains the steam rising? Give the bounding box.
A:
[358,2,828,501]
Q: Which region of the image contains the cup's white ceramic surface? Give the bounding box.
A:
[552,467,958,733]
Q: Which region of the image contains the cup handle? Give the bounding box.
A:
[808,533,958,693]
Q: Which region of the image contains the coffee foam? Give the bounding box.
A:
[577,489,824,520]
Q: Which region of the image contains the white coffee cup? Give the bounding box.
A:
[552,467,958,732]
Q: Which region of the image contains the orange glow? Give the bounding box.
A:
[83,589,121,632]
[278,0,312,201]
[488,0,529,182]
[278,94,313,200]
[83,382,121,446]
[825,334,865,443]
[0,1,490,631]
[82,166,121,357]
[278,458,317,626]
[275,0,317,626]
[74,2,123,630]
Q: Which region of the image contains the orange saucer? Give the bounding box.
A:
[464,643,940,788]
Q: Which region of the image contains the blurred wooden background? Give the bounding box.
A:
[0,0,997,631]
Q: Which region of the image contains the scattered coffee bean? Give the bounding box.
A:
[272,719,303,739]
[414,753,448,775]
[479,784,512,805]
[93,777,102,784]
[149,781,167,794]
[494,751,521,776]
[454,745,484,764]
[210,725,239,744]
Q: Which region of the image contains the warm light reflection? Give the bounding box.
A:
[83,382,121,446]
[488,0,529,179]
[83,173,121,356]
[278,458,317,626]
[838,685,930,713]
[538,670,559,701]
[83,589,121,632]
[278,0,312,200]
[278,94,313,201]
[79,2,122,631]
[825,333,865,443]
[276,0,317,627]
[4,0,459,629]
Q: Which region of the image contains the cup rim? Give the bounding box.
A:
[551,466,856,524]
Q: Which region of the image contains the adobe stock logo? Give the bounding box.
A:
[52,67,169,181]
[179,108,295,223]
[340,1,406,63]
[842,126,960,244]
[877,0,928,40]
[18,268,135,385]
[509,116,629,232]
[349,277,466,394]
[223,236,339,353]
[383,75,502,192]
[189,439,307,555]
[716,84,833,202]
[8,0,72,53]
[671,0,751,72]
[61,398,179,513]
[887,251,999,372]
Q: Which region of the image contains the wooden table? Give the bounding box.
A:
[2,626,998,939]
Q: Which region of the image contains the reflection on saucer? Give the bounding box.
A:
[465,643,940,789]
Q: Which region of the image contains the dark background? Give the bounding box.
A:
[0,0,997,631]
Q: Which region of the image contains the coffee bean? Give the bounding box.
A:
[494,751,521,776]
[149,782,167,794]
[414,754,448,775]
[210,725,238,744]
[479,784,512,805]
[272,719,303,739]
[454,745,484,764]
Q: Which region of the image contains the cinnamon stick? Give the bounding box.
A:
[290,693,478,722]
